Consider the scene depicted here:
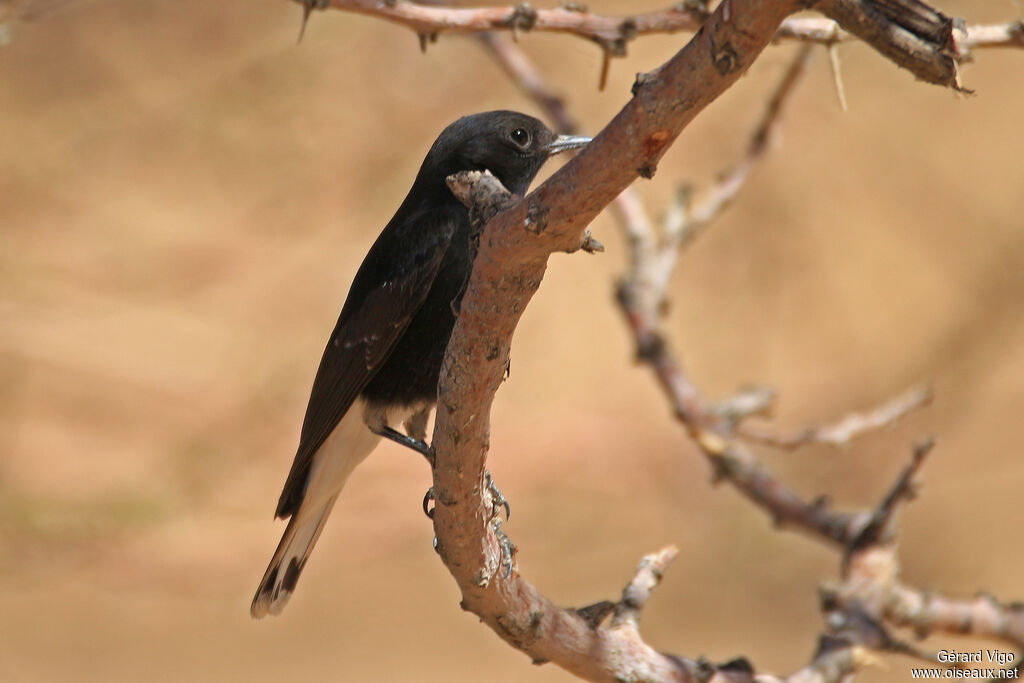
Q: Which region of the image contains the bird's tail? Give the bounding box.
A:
[250,493,339,618]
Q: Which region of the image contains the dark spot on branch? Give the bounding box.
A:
[574,600,616,629]
[679,0,712,21]
[818,584,840,610]
[635,330,666,362]
[524,202,549,234]
[632,71,652,96]
[506,2,538,40]
[815,634,853,657]
[619,17,638,43]
[708,454,729,484]
[695,657,717,683]
[711,38,739,75]
[637,165,657,179]
[719,657,755,674]
[486,345,500,361]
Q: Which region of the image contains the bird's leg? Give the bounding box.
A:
[377,425,439,520]
[378,426,432,461]
[369,405,511,529]
[365,404,437,515]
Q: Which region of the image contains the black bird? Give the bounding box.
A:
[251,111,589,617]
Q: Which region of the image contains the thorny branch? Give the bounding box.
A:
[294,0,1024,88]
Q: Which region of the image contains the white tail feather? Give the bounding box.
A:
[250,399,382,618]
[250,494,338,618]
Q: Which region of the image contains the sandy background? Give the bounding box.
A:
[1,1,1022,681]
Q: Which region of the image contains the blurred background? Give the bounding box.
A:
[1,1,1022,681]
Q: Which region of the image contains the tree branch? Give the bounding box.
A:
[296,0,1024,89]
[737,385,933,450]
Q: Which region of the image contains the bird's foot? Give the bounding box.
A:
[484,469,511,521]
[486,471,515,577]
[423,471,515,576]
[492,518,517,578]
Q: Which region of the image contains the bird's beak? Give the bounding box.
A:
[545,134,591,155]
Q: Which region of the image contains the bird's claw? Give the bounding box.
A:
[493,518,517,578]
[422,487,435,519]
[484,470,511,521]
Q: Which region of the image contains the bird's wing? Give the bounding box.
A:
[275,211,457,519]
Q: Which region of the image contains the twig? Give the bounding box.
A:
[831,444,1024,648]
[704,437,871,545]
[737,385,933,450]
[857,437,933,544]
[611,546,679,630]
[827,43,848,112]
[680,43,814,251]
[882,586,1024,645]
[962,21,1024,51]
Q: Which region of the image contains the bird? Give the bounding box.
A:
[250,110,590,618]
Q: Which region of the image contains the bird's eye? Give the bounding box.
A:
[510,128,530,148]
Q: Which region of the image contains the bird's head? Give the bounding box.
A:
[420,110,590,197]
